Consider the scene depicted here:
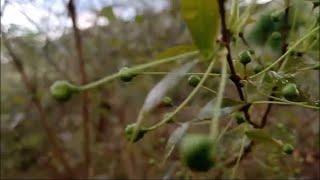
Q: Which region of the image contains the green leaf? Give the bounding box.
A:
[100,6,115,21]
[155,45,197,60]
[245,129,282,146]
[196,98,245,121]
[181,0,220,59]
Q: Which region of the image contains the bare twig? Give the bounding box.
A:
[2,34,74,178]
[67,0,91,178]
[217,0,258,128]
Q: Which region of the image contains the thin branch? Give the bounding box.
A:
[2,34,74,178]
[217,0,258,128]
[67,0,91,178]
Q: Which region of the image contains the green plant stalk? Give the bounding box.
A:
[251,101,319,110]
[209,54,228,141]
[231,135,246,178]
[216,118,233,142]
[250,26,320,79]
[147,56,217,131]
[201,85,217,95]
[139,71,220,77]
[78,51,199,91]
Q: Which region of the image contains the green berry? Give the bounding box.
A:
[233,112,246,124]
[124,123,149,142]
[270,12,280,22]
[281,83,299,100]
[270,32,282,40]
[282,143,294,155]
[248,49,255,55]
[254,64,264,74]
[119,67,134,82]
[50,80,79,101]
[162,96,173,107]
[188,75,201,87]
[239,51,252,65]
[180,134,214,172]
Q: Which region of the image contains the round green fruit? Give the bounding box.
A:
[239,51,252,65]
[270,12,280,22]
[125,123,149,142]
[180,134,214,172]
[188,75,201,87]
[233,112,246,124]
[254,64,264,74]
[119,67,134,82]
[50,80,78,101]
[162,96,173,107]
[282,143,294,155]
[270,32,282,40]
[281,83,299,100]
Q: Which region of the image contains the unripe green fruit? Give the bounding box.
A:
[162,96,173,107]
[282,143,294,155]
[180,134,214,172]
[270,12,280,22]
[125,123,149,142]
[50,80,79,101]
[270,32,282,40]
[233,112,245,124]
[188,75,201,87]
[248,49,255,55]
[281,83,299,100]
[254,64,264,74]
[239,51,252,65]
[119,67,134,82]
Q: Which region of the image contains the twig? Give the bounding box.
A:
[2,34,74,178]
[67,0,90,178]
[217,0,258,128]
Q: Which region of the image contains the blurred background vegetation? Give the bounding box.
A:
[0,0,319,179]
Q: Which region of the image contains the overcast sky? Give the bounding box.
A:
[0,0,272,38]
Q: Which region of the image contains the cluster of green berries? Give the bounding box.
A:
[180,134,215,172]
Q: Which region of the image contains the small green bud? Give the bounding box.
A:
[162,96,173,107]
[270,12,280,22]
[119,67,135,82]
[188,75,201,87]
[180,134,214,172]
[270,32,282,40]
[248,49,255,55]
[50,80,79,101]
[125,123,149,142]
[239,51,252,65]
[233,112,245,124]
[282,143,294,155]
[281,83,299,100]
[254,64,264,74]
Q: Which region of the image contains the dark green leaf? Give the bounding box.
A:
[181,0,220,58]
